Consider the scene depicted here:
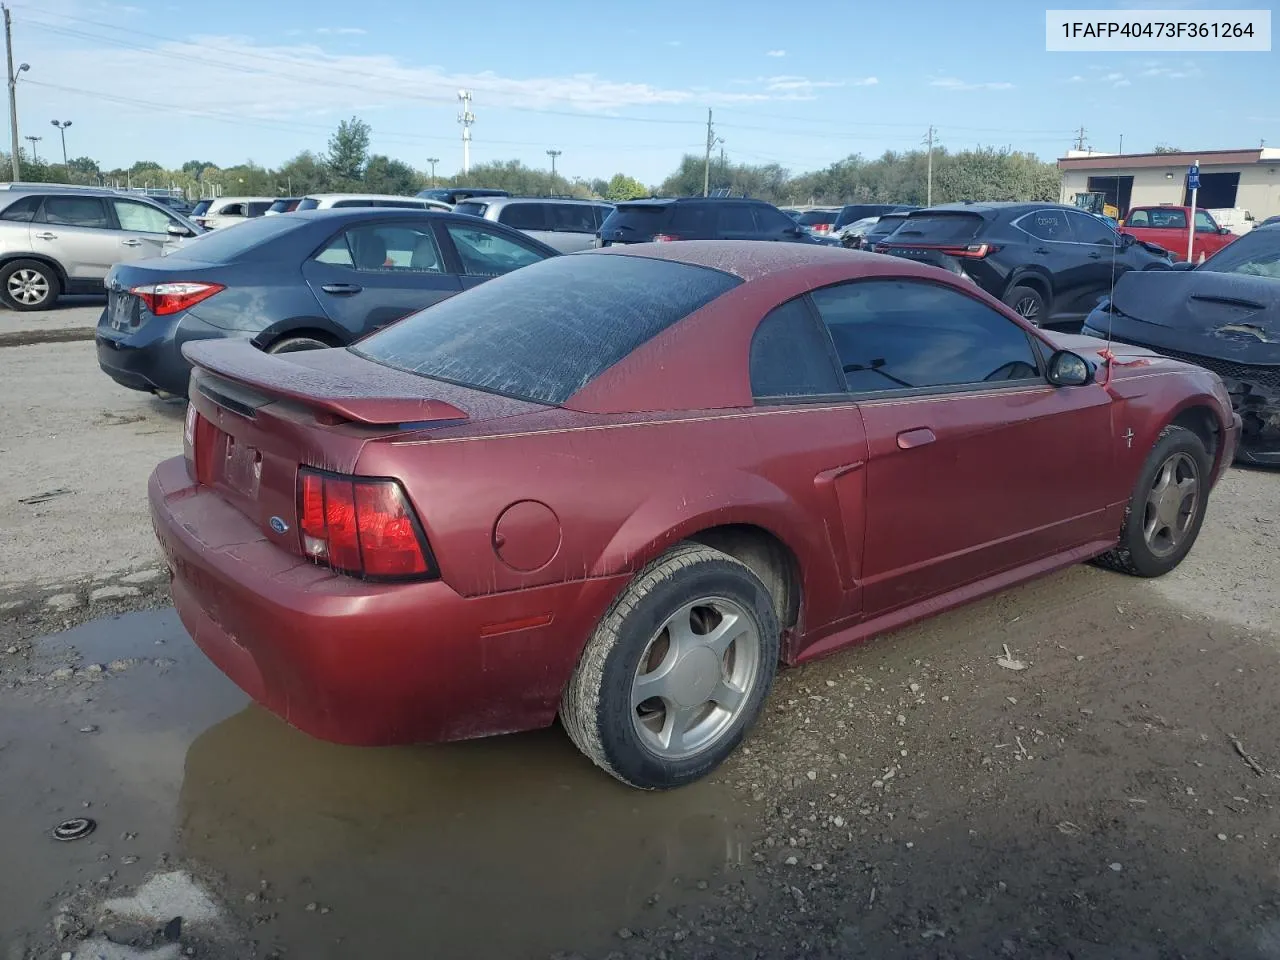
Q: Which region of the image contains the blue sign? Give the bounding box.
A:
[1188,164,1200,190]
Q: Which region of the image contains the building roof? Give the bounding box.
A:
[1058,147,1280,171]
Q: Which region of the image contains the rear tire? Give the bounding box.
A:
[1,259,60,312]
[265,335,334,354]
[560,544,780,790]
[1002,284,1047,327]
[1093,425,1211,578]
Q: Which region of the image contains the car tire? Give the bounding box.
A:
[560,543,780,790]
[1092,425,1211,578]
[0,259,61,312]
[1002,284,1047,326]
[265,335,333,354]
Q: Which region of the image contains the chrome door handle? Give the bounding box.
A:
[896,427,936,450]
[321,283,362,295]
[34,231,57,240]
[120,238,144,247]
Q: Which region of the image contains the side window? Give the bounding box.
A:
[1149,208,1186,229]
[750,298,845,400]
[593,205,613,230]
[753,205,796,233]
[1017,209,1073,243]
[316,224,444,272]
[671,203,718,235]
[497,203,548,231]
[1194,210,1216,232]
[718,204,757,233]
[1067,210,1117,246]
[247,202,272,217]
[41,196,110,229]
[1126,209,1149,227]
[549,203,596,233]
[112,200,174,234]
[810,280,1041,394]
[0,195,43,222]
[443,223,545,277]
[220,203,247,218]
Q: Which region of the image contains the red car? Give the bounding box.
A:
[150,242,1240,790]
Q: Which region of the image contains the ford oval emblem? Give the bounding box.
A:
[269,516,289,535]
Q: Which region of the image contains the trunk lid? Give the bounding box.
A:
[183,340,546,557]
[102,258,225,337]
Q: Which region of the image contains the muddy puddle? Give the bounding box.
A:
[0,609,756,960]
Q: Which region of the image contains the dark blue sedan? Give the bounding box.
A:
[96,208,559,398]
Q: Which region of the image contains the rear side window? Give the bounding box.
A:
[247,202,272,217]
[602,204,673,236]
[750,297,844,400]
[669,204,717,234]
[219,203,247,217]
[497,203,548,231]
[354,255,741,405]
[549,203,596,233]
[452,202,488,218]
[0,194,42,222]
[42,196,109,228]
[718,205,756,233]
[1017,209,1073,242]
[893,213,985,243]
[314,223,444,273]
[753,205,796,233]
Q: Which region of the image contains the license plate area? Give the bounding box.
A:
[221,434,263,499]
[109,293,138,330]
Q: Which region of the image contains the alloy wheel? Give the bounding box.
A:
[8,268,50,306]
[1142,451,1199,557]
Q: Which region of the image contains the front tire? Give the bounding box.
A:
[1,259,61,311]
[560,544,780,790]
[1093,425,1211,577]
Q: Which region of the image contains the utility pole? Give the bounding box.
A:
[50,118,70,171]
[4,4,28,182]
[922,125,936,206]
[546,149,561,194]
[23,132,37,162]
[702,108,723,197]
[457,90,474,176]
[1073,125,1088,151]
[426,157,439,186]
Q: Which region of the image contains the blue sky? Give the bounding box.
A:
[11,0,1278,185]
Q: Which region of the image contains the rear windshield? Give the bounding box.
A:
[867,215,909,238]
[1199,226,1280,278]
[165,214,300,262]
[190,200,212,217]
[267,199,294,214]
[602,204,673,234]
[353,254,741,405]
[798,210,838,227]
[833,205,892,229]
[891,213,985,243]
[295,197,320,211]
[453,201,488,218]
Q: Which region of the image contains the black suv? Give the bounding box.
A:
[872,202,1172,328]
[597,197,818,246]
[831,203,917,233]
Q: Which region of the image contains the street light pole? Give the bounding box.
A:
[3,4,28,182]
[23,132,38,162]
[546,149,561,194]
[50,118,70,171]
[426,157,439,186]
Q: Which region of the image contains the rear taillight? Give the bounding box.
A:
[297,467,436,581]
[183,402,198,475]
[132,282,225,316]
[814,224,831,234]
[651,233,680,242]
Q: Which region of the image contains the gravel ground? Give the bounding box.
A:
[1,342,1278,960]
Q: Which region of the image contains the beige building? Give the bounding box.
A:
[1057,147,1280,222]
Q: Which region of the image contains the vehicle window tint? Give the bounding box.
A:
[1018,209,1073,243]
[0,194,42,222]
[190,200,212,217]
[810,279,1041,394]
[353,254,741,405]
[670,204,717,234]
[797,210,837,227]
[754,205,796,233]
[892,213,984,243]
[316,224,444,272]
[295,198,320,211]
[444,223,546,277]
[1125,209,1148,227]
[247,202,272,217]
[1067,210,1117,245]
[220,203,247,217]
[1194,210,1216,232]
[719,204,757,233]
[750,298,844,399]
[1148,208,1186,229]
[593,205,612,229]
[113,200,174,234]
[867,216,907,241]
[41,196,109,229]
[452,202,488,218]
[330,200,370,209]
[497,203,547,231]
[549,203,596,233]
[379,200,428,209]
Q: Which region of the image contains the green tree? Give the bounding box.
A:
[129,159,164,175]
[327,116,371,185]
[181,159,217,176]
[276,151,329,195]
[364,155,422,195]
[1153,144,1182,154]
[604,173,648,201]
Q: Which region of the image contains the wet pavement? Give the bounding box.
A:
[1,610,755,960]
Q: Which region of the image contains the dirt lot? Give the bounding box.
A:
[1,340,1278,960]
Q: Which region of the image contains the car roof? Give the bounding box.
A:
[614,197,774,208]
[303,193,432,201]
[474,196,611,207]
[912,201,1063,216]
[587,238,916,282]
[207,196,275,203]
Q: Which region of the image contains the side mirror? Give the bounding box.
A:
[1118,232,1136,247]
[168,223,192,238]
[1218,226,1230,235]
[1046,349,1093,387]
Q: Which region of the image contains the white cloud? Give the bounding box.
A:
[1104,72,1125,81]
[315,27,367,35]
[666,40,682,47]
[1067,74,1085,83]
[765,49,787,57]
[1141,63,1202,79]
[1113,79,1132,87]
[852,76,878,86]
[929,76,1015,91]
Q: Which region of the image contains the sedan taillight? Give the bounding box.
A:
[131,282,225,316]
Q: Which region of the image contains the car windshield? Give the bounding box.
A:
[190,200,212,217]
[163,214,300,261]
[353,254,741,405]
[267,199,294,213]
[798,210,838,227]
[892,212,985,242]
[1199,226,1280,279]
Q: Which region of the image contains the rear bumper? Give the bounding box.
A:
[96,309,242,397]
[148,456,628,745]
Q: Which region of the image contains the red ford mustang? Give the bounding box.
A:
[150,242,1240,790]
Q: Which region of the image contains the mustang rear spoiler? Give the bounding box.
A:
[182,339,470,427]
